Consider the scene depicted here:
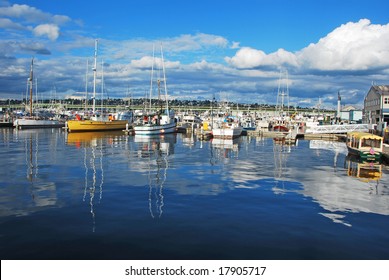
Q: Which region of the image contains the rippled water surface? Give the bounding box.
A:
[1,128,389,259]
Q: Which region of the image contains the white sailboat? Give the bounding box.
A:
[13,58,64,129]
[272,69,290,132]
[133,44,176,135]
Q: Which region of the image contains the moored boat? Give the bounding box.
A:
[13,58,64,129]
[212,116,243,139]
[66,117,128,132]
[133,111,176,135]
[346,131,383,161]
[133,44,176,136]
[14,118,64,129]
[66,40,128,133]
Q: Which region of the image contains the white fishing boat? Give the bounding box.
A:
[133,44,176,136]
[241,115,256,131]
[13,59,64,129]
[212,116,243,139]
[180,113,202,129]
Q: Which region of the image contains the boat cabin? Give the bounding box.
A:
[346,132,383,161]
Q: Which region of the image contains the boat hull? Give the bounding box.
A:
[347,146,382,161]
[133,122,176,135]
[212,127,243,139]
[66,120,128,132]
[273,125,289,132]
[14,118,65,129]
[0,120,13,127]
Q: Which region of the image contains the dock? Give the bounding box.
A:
[382,144,389,164]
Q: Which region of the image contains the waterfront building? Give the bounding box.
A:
[363,85,389,130]
[339,105,362,123]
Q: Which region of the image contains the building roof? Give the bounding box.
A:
[342,105,357,111]
[371,85,389,94]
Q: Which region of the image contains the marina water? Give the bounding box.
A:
[1,128,389,260]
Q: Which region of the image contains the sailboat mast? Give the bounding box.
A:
[92,39,98,114]
[160,44,169,114]
[101,59,104,114]
[276,69,290,117]
[149,45,155,112]
[29,58,34,116]
[85,59,89,112]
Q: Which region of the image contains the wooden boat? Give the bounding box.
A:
[66,40,127,132]
[66,117,128,132]
[346,131,383,161]
[133,44,176,136]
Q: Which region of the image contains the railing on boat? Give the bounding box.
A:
[305,124,369,134]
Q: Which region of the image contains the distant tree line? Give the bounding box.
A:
[0,98,333,112]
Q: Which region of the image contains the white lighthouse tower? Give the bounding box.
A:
[337,91,341,124]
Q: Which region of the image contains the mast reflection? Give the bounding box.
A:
[67,131,122,231]
[134,134,175,218]
[15,129,58,208]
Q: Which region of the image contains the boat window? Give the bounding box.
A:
[361,138,380,148]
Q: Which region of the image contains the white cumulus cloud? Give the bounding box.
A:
[299,19,389,71]
[33,24,60,41]
[131,56,180,69]
[225,47,298,69]
[0,4,70,24]
[226,19,389,72]
[225,47,267,68]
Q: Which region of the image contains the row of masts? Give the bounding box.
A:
[80,40,169,116]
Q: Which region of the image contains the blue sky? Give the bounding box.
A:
[1,0,389,108]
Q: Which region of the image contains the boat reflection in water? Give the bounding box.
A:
[134,134,176,218]
[309,140,348,169]
[210,138,240,164]
[66,131,125,231]
[345,154,382,183]
[18,130,58,210]
[272,138,296,194]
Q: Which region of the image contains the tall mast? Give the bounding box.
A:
[149,45,155,112]
[101,59,104,114]
[160,43,169,114]
[85,59,89,112]
[92,39,98,114]
[29,58,34,116]
[276,69,289,117]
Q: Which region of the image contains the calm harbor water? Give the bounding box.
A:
[1,127,389,260]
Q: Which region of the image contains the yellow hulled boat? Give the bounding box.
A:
[66,39,128,133]
[66,118,128,132]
